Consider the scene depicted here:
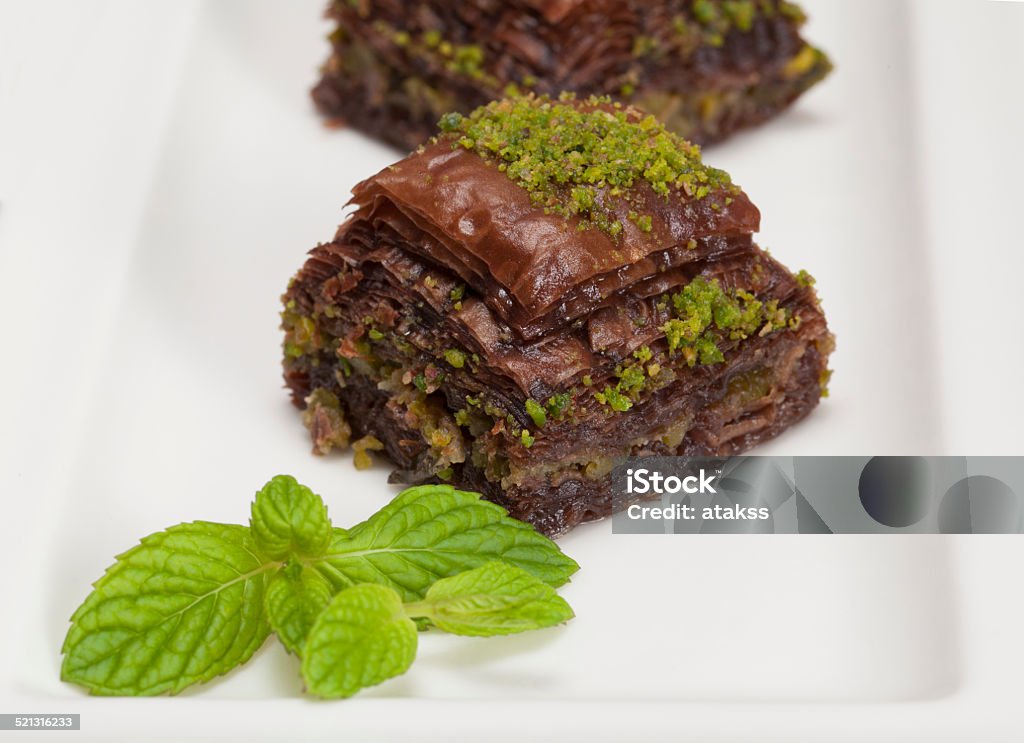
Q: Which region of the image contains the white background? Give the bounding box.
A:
[1,1,1024,740]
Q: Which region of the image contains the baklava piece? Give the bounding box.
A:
[283,95,833,535]
[312,0,831,150]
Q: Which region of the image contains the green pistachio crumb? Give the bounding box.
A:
[819,368,833,398]
[352,435,384,470]
[582,375,593,387]
[436,94,734,239]
[597,386,633,412]
[659,276,793,366]
[779,1,808,23]
[724,1,756,32]
[617,366,646,395]
[368,328,384,340]
[450,45,485,77]
[632,35,659,57]
[525,399,547,427]
[443,349,466,368]
[545,392,572,420]
[693,0,720,25]
[520,430,535,448]
[795,269,816,288]
[438,111,464,132]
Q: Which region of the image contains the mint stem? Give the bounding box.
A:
[401,600,433,620]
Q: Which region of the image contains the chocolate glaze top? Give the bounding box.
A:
[353,98,760,320]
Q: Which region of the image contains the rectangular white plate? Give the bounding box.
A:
[2,0,1023,739]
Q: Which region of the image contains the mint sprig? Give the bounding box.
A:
[62,477,578,698]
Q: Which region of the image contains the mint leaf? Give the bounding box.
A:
[265,562,333,655]
[406,561,574,637]
[250,475,331,560]
[309,485,578,601]
[61,522,272,696]
[301,584,418,699]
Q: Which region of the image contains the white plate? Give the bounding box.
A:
[2,0,1024,739]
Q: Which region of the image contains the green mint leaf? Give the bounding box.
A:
[406,561,574,637]
[309,485,579,601]
[301,584,417,699]
[61,522,272,696]
[264,562,333,655]
[250,475,332,560]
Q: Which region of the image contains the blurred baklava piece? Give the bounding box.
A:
[312,0,831,150]
[282,95,833,535]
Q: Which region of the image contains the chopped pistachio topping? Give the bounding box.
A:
[660,277,789,367]
[779,1,808,23]
[443,349,466,368]
[520,430,535,448]
[666,0,814,49]
[724,1,756,31]
[693,0,720,24]
[352,434,384,470]
[819,368,833,398]
[302,388,351,455]
[633,345,653,363]
[632,35,660,57]
[449,44,485,77]
[594,386,633,412]
[282,312,322,359]
[438,94,735,238]
[545,392,573,421]
[525,399,547,427]
[794,269,816,288]
[783,44,822,79]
